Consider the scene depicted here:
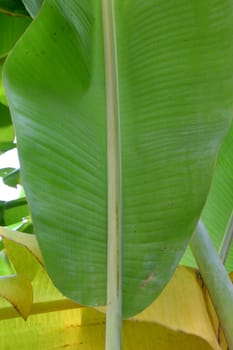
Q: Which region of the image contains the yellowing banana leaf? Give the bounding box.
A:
[0,250,13,275]
[202,283,228,350]
[0,227,43,264]
[0,274,32,320]
[0,266,228,350]
[4,1,233,318]
[0,228,228,350]
[0,228,81,319]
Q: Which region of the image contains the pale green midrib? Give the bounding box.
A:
[102,1,122,350]
[190,221,233,349]
[219,211,233,264]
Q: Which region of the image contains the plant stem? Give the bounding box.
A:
[219,211,233,264]
[102,0,122,349]
[190,221,233,350]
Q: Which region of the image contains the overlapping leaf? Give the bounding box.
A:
[0,228,231,348]
[0,11,30,58]
[0,274,32,320]
[21,0,42,18]
[202,124,233,271]
[0,228,80,319]
[182,123,233,271]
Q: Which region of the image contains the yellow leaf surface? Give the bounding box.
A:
[0,227,43,264]
[0,229,229,349]
[201,271,233,350]
[0,228,81,319]
[0,274,32,320]
[130,266,223,350]
[0,266,227,349]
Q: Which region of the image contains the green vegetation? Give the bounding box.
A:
[0,1,233,349]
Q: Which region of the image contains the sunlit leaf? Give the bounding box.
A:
[0,228,81,317]
[0,274,32,320]
[0,250,13,275]
[0,227,43,266]
[0,267,227,349]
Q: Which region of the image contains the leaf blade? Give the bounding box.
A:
[4,0,233,318]
[0,274,32,320]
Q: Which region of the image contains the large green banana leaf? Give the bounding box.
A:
[3,0,233,318]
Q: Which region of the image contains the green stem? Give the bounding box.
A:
[190,221,233,350]
[102,0,122,349]
[219,211,233,264]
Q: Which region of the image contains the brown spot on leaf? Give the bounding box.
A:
[141,272,154,288]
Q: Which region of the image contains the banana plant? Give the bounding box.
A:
[1,0,233,349]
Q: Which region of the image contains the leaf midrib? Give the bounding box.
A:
[102,0,122,348]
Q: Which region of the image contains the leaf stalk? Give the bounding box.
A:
[219,211,233,264]
[190,221,233,349]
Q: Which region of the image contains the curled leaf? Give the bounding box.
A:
[0,274,32,320]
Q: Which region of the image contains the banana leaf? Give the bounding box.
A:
[0,264,229,350]
[3,168,20,188]
[4,197,29,226]
[0,11,30,58]
[0,228,230,349]
[0,102,14,152]
[21,0,42,18]
[202,124,233,271]
[0,0,29,17]
[0,228,79,319]
[3,0,233,318]
[0,62,7,105]
[182,123,233,271]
